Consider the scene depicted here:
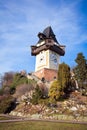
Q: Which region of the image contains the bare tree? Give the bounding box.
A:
[2,72,15,87]
[14,84,34,100]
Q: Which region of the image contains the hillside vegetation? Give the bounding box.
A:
[0,52,87,122]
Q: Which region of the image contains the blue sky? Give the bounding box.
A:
[0,0,87,74]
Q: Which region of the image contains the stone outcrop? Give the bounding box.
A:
[10,92,87,122]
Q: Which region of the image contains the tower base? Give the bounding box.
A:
[33,68,58,82]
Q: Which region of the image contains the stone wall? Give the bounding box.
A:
[34,68,58,81]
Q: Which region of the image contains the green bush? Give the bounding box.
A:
[10,73,28,88]
[31,85,43,105]
[49,80,61,102]
[10,73,36,90]
[0,95,16,114]
[38,98,50,106]
[0,88,3,96]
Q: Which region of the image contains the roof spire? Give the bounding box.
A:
[38,26,59,44]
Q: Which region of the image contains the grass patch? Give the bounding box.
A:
[0,121,87,130]
[0,115,19,120]
[0,116,11,120]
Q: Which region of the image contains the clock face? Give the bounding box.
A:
[50,53,58,64]
[39,52,46,65]
[40,55,44,62]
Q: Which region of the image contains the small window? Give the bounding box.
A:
[41,77,45,82]
[54,76,56,79]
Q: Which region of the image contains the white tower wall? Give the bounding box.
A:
[35,50,60,72]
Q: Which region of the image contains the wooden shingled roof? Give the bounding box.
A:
[38,26,59,44]
[31,26,65,56]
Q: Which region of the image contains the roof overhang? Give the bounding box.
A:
[31,43,65,56]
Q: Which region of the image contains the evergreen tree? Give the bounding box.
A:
[31,85,43,105]
[74,53,87,95]
[49,80,61,102]
[49,63,71,102]
[58,62,71,94]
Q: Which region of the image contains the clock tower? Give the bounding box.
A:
[31,26,65,81]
